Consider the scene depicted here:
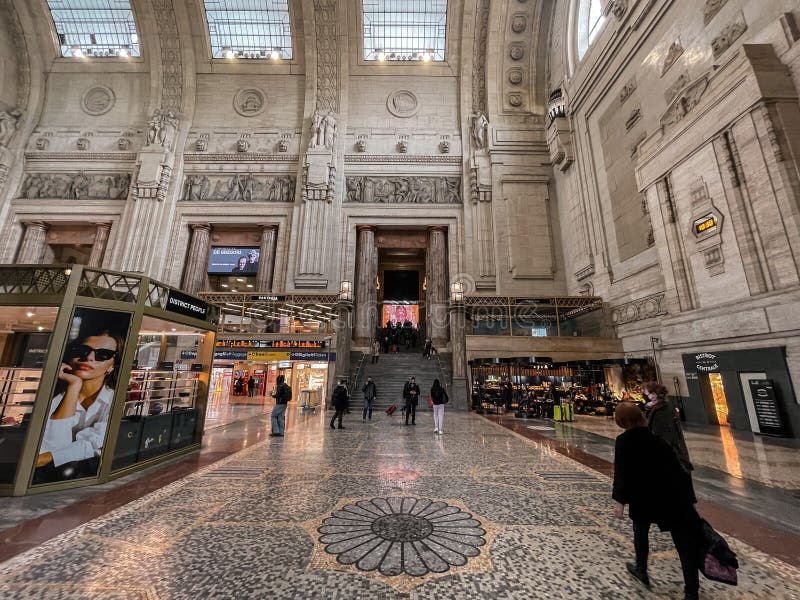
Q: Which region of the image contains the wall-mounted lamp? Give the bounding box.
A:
[547,88,567,123]
[338,280,353,302]
[450,281,464,303]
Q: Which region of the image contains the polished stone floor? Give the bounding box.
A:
[2,409,800,599]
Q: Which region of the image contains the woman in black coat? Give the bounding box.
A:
[612,402,703,600]
[645,382,693,473]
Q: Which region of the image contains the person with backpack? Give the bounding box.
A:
[330,379,349,429]
[362,376,377,421]
[270,375,291,437]
[247,374,256,398]
[430,378,448,434]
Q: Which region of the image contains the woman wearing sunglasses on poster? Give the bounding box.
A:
[35,330,124,482]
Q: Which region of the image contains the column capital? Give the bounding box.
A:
[428,225,448,234]
[22,221,48,230]
[357,225,377,233]
[91,221,113,230]
[258,223,279,231]
[190,223,212,232]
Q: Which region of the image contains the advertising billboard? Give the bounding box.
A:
[34,307,132,485]
[207,247,260,276]
[382,303,420,327]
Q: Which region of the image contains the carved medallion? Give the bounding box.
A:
[511,13,527,33]
[508,68,523,85]
[234,88,266,117]
[509,44,525,61]
[386,90,420,118]
[81,86,115,116]
[508,92,524,107]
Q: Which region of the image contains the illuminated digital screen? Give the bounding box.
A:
[694,215,717,235]
[382,304,419,326]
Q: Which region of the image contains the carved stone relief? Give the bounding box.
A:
[81,86,115,116]
[665,72,690,103]
[153,0,182,111]
[660,77,709,127]
[146,109,178,149]
[21,172,131,199]
[625,108,642,131]
[308,111,337,149]
[76,137,90,150]
[470,112,489,150]
[397,139,409,153]
[508,68,523,85]
[508,92,524,107]
[611,0,628,20]
[660,40,684,77]
[703,0,729,26]
[355,138,367,152]
[471,0,490,113]
[386,90,420,118]
[511,13,527,33]
[35,137,48,150]
[234,88,266,117]
[439,139,450,154]
[314,0,338,113]
[237,138,250,153]
[619,79,637,104]
[117,137,131,150]
[181,174,296,202]
[0,109,22,147]
[195,135,208,152]
[509,43,525,61]
[345,177,461,204]
[711,15,747,58]
[277,138,289,153]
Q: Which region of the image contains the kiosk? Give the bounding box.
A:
[0,265,218,496]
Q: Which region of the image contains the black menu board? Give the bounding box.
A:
[747,379,788,437]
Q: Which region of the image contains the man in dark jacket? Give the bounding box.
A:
[403,376,421,425]
[270,375,291,437]
[500,378,513,410]
[330,379,349,429]
[362,377,377,421]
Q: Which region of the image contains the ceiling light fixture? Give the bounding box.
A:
[376,48,386,62]
[422,48,433,62]
[271,47,281,60]
[223,46,235,59]
[71,45,84,58]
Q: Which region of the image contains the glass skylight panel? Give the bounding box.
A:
[363,0,448,62]
[47,0,140,58]
[203,0,293,60]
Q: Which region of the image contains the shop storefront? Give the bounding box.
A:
[681,347,797,437]
[208,339,334,408]
[0,265,217,496]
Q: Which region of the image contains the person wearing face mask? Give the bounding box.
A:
[35,329,124,482]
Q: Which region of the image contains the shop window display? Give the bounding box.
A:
[0,307,59,483]
[112,316,212,471]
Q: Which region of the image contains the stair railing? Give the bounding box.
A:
[349,352,367,396]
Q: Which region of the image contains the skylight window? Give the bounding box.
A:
[363,0,448,62]
[577,0,606,60]
[203,0,293,60]
[47,0,140,58]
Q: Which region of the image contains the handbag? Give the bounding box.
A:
[699,519,739,586]
[428,395,433,408]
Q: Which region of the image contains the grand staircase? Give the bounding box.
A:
[352,349,451,411]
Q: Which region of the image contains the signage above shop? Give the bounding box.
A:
[694,353,720,372]
[166,289,209,320]
[212,349,335,362]
[249,295,287,302]
[215,339,327,349]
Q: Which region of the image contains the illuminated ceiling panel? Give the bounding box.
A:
[203,0,293,60]
[46,0,140,58]
[363,0,448,62]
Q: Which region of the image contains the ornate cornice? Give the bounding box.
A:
[610,292,668,325]
[344,155,461,164]
[183,153,300,163]
[24,152,137,161]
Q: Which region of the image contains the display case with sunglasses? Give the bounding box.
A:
[0,368,42,483]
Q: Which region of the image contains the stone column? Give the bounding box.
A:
[449,303,468,411]
[16,222,49,264]
[333,300,353,401]
[426,226,448,345]
[88,222,113,268]
[354,226,378,345]
[181,224,212,293]
[255,225,278,291]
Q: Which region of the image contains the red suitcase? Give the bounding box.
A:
[386,403,398,415]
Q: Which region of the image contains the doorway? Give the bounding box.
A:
[700,372,730,426]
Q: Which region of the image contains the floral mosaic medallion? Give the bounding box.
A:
[314,497,490,582]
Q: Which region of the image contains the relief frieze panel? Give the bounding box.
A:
[19,172,131,199]
[345,177,461,204]
[181,174,296,202]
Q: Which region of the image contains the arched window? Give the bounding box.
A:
[46,0,140,58]
[203,0,293,60]
[576,0,605,60]
[363,0,448,62]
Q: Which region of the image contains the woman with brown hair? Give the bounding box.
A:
[612,402,703,600]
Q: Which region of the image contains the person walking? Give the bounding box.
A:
[330,379,349,429]
[430,378,448,434]
[371,339,380,364]
[270,375,291,437]
[645,382,693,473]
[362,376,377,421]
[423,338,432,359]
[403,376,421,425]
[247,375,256,398]
[612,402,703,600]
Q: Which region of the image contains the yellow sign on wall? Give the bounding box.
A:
[246,351,291,362]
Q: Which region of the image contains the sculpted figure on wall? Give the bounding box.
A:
[0,109,22,147]
[344,177,461,204]
[309,111,337,150]
[20,172,131,199]
[181,174,296,202]
[470,112,489,150]
[146,109,178,149]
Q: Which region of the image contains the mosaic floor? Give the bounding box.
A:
[2,411,800,599]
